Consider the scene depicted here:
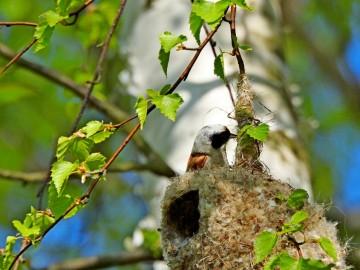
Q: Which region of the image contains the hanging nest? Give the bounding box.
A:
[160,167,347,269]
[160,69,348,269]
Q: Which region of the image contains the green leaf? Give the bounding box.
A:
[214,51,227,83]
[34,24,54,52]
[3,236,17,269]
[158,32,187,77]
[298,258,335,269]
[232,0,254,11]
[81,120,104,137]
[48,181,73,218]
[91,130,114,143]
[243,123,270,142]
[289,210,308,224]
[65,203,85,219]
[159,31,188,53]
[193,0,231,29]
[48,182,84,219]
[84,153,106,171]
[239,44,253,51]
[254,231,278,263]
[12,220,40,238]
[34,10,68,52]
[56,0,71,15]
[275,193,286,202]
[189,11,203,45]
[280,210,308,234]
[147,90,184,121]
[56,136,72,160]
[287,189,309,209]
[51,160,79,195]
[232,35,253,51]
[142,229,162,258]
[264,252,298,270]
[56,136,94,161]
[281,223,303,234]
[5,236,17,259]
[42,10,67,27]
[159,84,172,95]
[146,89,158,99]
[318,238,338,261]
[158,48,170,77]
[134,95,148,130]
[71,138,93,160]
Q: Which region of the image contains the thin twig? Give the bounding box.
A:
[0,161,174,184]
[202,22,236,106]
[35,251,158,270]
[0,38,37,75]
[71,0,127,133]
[0,43,129,121]
[230,5,246,75]
[189,0,235,105]
[0,43,175,181]
[145,20,224,116]
[0,22,37,27]
[36,0,129,208]
[9,5,226,267]
[61,0,95,26]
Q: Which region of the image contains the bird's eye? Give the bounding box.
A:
[211,130,230,149]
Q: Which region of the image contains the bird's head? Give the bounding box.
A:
[191,124,236,154]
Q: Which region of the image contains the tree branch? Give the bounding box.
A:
[36,251,158,270]
[230,5,246,75]
[0,38,37,75]
[0,22,37,27]
[70,0,127,132]
[0,161,175,184]
[0,43,175,176]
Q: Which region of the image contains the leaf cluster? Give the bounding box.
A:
[158,0,253,78]
[34,0,80,51]
[254,189,339,269]
[134,85,184,129]
[1,207,55,269]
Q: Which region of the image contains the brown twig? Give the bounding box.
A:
[0,22,37,27]
[35,251,158,270]
[9,5,226,268]
[202,21,236,106]
[0,43,175,183]
[189,0,235,105]
[61,0,95,26]
[8,121,142,270]
[36,0,128,207]
[70,0,127,133]
[0,161,175,184]
[288,235,304,258]
[230,5,246,75]
[145,20,224,117]
[0,0,95,76]
[0,38,37,76]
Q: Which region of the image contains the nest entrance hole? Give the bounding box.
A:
[168,190,200,237]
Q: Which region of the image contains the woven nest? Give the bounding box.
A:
[160,167,347,269]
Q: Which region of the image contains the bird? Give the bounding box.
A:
[186,125,237,171]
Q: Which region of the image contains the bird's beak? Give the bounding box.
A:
[230,133,237,139]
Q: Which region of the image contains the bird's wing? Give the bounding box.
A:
[186,154,208,171]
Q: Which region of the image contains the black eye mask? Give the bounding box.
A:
[211,129,230,149]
